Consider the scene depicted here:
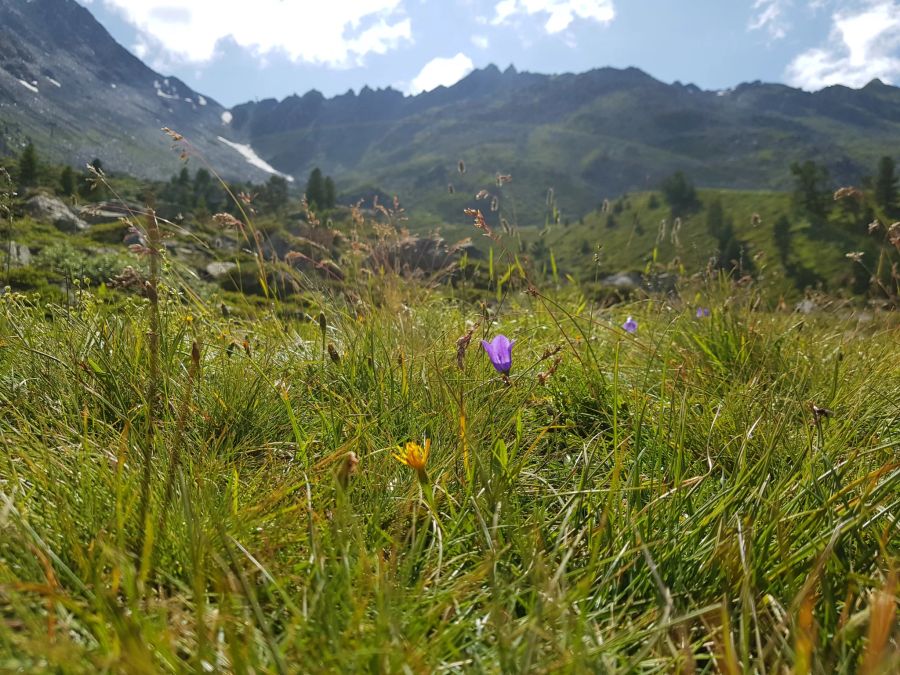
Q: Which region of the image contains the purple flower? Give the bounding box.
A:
[696,307,711,318]
[481,334,514,374]
[622,316,638,334]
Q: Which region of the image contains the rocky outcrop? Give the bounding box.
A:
[3,240,32,266]
[77,201,139,225]
[25,194,87,231]
[205,261,237,279]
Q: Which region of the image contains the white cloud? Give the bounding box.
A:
[786,1,900,89]
[749,0,790,40]
[409,53,474,94]
[492,0,615,34]
[471,34,490,49]
[97,0,412,66]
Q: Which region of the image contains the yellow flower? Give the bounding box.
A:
[393,439,430,472]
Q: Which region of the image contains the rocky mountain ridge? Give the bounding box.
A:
[0,0,272,181]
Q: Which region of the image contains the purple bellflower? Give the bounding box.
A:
[623,316,638,334]
[481,334,514,374]
[696,307,711,318]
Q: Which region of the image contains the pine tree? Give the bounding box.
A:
[59,166,75,196]
[660,171,698,217]
[874,156,898,214]
[306,168,324,209]
[261,175,289,212]
[323,176,336,209]
[773,215,792,264]
[790,160,831,220]
[705,199,725,239]
[17,141,38,188]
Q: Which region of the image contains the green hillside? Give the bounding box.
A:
[526,186,892,298]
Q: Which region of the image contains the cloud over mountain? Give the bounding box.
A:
[94,0,412,66]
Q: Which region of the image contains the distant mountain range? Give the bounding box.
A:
[3,0,900,225]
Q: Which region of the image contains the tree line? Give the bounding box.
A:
[7,141,341,219]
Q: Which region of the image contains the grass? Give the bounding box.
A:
[542,188,884,296]
[0,264,898,671]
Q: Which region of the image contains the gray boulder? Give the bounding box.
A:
[602,272,643,291]
[206,261,237,279]
[77,200,142,225]
[4,241,32,266]
[25,194,88,231]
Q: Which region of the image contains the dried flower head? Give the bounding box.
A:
[162,126,184,142]
[888,222,900,247]
[213,212,244,231]
[537,356,562,386]
[456,323,479,370]
[475,189,491,201]
[869,219,882,234]
[833,186,863,201]
[811,403,834,421]
[845,251,865,263]
[464,208,497,241]
[111,266,146,291]
[337,451,359,487]
[671,217,682,247]
[327,342,341,364]
[751,213,762,226]
[539,344,563,361]
[496,173,512,186]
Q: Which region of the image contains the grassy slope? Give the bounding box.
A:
[0,275,898,672]
[540,189,873,295]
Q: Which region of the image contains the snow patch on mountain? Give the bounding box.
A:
[18,79,38,93]
[154,79,179,100]
[217,136,294,182]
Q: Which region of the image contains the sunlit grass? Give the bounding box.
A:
[0,276,897,672]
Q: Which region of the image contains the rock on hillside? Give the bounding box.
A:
[25,193,87,231]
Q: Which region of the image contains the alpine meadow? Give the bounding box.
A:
[0,0,898,673]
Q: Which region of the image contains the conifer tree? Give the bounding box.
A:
[59,166,75,196]
[874,156,898,214]
[323,176,336,209]
[306,168,325,209]
[18,141,38,188]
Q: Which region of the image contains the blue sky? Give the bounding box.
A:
[82,0,900,107]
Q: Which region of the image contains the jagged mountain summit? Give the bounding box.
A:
[230,64,900,222]
[0,0,278,181]
[2,0,900,224]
